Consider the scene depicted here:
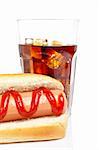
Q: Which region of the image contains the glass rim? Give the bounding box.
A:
[17,18,80,22]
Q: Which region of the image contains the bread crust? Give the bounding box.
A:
[0,74,64,94]
[0,113,68,143]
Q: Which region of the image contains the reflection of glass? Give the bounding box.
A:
[18,19,79,112]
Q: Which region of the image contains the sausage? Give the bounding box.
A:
[0,90,67,122]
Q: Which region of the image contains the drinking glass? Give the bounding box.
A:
[17,19,79,114]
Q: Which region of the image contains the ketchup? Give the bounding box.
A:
[0,87,64,120]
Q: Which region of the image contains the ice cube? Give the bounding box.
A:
[25,38,33,44]
[33,39,48,46]
[46,50,66,69]
[33,39,43,46]
[31,46,42,59]
[33,60,47,74]
[51,40,63,46]
[43,39,48,46]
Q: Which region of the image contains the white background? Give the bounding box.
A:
[0,0,98,150]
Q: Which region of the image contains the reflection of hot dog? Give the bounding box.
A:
[0,74,68,143]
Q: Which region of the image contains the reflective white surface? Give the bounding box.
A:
[0,0,98,149]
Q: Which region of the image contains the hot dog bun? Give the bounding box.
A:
[0,74,64,94]
[0,74,68,143]
[0,113,67,143]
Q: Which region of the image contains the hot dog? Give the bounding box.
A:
[0,74,68,143]
[0,90,67,122]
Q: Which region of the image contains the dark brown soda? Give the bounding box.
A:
[19,44,77,99]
